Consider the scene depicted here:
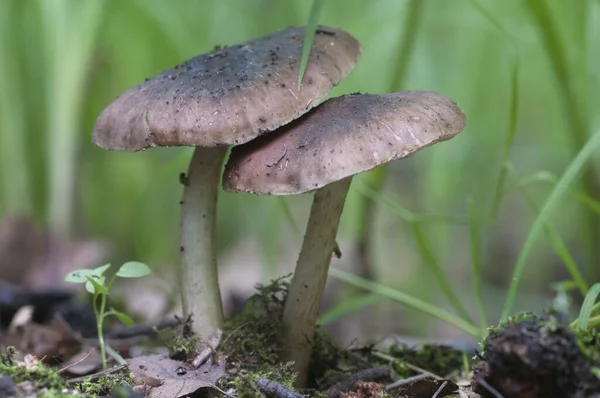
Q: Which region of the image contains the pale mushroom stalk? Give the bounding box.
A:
[180,145,228,340]
[281,177,352,387]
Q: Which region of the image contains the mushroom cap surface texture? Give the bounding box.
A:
[223,91,467,195]
[93,26,361,151]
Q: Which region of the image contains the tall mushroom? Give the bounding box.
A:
[92,26,361,340]
[223,91,467,385]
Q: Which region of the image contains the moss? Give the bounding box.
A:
[384,343,463,378]
[574,327,600,364]
[0,346,134,397]
[0,350,67,392]
[73,371,135,396]
[155,315,200,360]
[218,277,299,397]
[217,276,359,396]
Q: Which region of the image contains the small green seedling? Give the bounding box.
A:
[65,261,152,369]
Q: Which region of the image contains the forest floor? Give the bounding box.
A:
[1,278,599,397]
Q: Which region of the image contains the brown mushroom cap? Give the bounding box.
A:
[93,26,361,151]
[223,91,467,195]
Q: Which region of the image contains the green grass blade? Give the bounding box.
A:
[355,0,425,283]
[506,165,588,296]
[467,198,488,331]
[278,197,303,239]
[328,268,481,337]
[297,0,326,90]
[505,171,600,215]
[0,0,32,215]
[501,129,600,319]
[468,0,520,221]
[468,0,515,40]
[524,0,598,280]
[39,0,106,238]
[573,283,600,330]
[318,293,382,326]
[388,0,426,91]
[411,223,474,324]
[357,184,471,225]
[490,53,519,219]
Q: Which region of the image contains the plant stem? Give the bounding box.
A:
[525,0,598,280]
[38,0,105,239]
[328,268,481,338]
[180,146,228,341]
[0,0,31,216]
[355,0,425,281]
[281,177,352,388]
[502,129,600,319]
[95,293,107,369]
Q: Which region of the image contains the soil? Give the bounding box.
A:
[473,311,600,398]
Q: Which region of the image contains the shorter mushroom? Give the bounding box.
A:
[223,91,467,386]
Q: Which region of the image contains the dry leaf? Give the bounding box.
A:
[128,354,226,397]
[2,314,81,362]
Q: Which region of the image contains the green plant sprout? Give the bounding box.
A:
[64,261,152,369]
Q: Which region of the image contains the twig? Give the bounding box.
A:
[257,378,304,398]
[404,362,442,380]
[58,348,95,374]
[210,383,236,398]
[66,364,128,384]
[475,376,504,398]
[371,350,395,363]
[326,366,390,398]
[106,318,179,339]
[384,373,428,391]
[431,380,448,398]
[192,329,222,369]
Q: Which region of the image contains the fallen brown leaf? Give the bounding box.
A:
[128,354,226,397]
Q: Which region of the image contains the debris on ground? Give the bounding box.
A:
[1,267,599,397]
[473,311,600,398]
[128,354,226,397]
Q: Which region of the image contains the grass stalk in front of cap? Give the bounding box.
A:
[297,0,325,90]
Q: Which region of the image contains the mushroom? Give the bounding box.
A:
[223,91,467,385]
[92,26,361,340]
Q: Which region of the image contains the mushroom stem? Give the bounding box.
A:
[281,177,353,387]
[180,145,228,341]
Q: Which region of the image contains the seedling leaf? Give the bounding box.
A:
[64,263,111,283]
[110,308,135,326]
[85,275,109,295]
[91,263,112,276]
[116,261,152,278]
[65,269,92,284]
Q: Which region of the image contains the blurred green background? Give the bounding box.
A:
[1,0,598,341]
